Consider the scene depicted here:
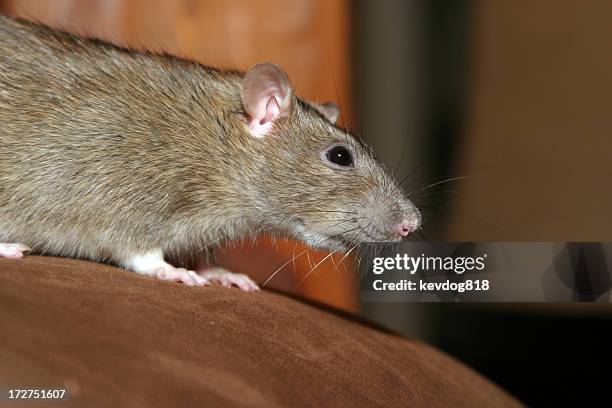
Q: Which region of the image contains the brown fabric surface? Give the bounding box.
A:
[0,256,521,407]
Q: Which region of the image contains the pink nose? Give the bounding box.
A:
[398,220,412,237]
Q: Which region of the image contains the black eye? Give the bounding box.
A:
[325,145,354,167]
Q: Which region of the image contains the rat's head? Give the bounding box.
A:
[238,63,421,251]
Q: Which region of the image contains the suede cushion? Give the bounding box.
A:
[0,256,521,407]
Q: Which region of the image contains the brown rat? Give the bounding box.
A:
[0,15,421,291]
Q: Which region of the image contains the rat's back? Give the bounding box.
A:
[0,15,236,260]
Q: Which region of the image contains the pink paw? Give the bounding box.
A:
[151,266,209,287]
[0,243,30,259]
[199,268,259,292]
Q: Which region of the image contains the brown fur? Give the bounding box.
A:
[0,15,419,269]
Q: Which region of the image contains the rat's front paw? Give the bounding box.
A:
[153,266,209,287]
[127,250,209,287]
[0,243,30,259]
[198,267,259,292]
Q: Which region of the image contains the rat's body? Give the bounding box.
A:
[0,15,420,290]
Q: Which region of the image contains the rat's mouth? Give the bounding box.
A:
[292,209,421,253]
[306,233,405,254]
[298,226,397,253]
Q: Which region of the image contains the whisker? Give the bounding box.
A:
[291,241,299,277]
[308,216,365,223]
[261,225,361,287]
[420,176,469,191]
[296,250,337,289]
[291,209,358,215]
[263,247,310,287]
[306,251,314,270]
[337,222,371,266]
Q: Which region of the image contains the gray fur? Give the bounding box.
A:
[0,15,419,269]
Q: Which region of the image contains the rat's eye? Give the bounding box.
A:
[325,145,354,168]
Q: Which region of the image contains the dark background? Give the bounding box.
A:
[356,1,612,406]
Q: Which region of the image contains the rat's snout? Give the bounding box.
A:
[397,219,413,237]
[354,186,421,243]
[393,204,421,239]
[395,216,420,238]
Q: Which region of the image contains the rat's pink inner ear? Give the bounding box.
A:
[241,62,293,137]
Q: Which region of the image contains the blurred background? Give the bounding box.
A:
[1,0,611,406]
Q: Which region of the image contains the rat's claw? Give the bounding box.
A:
[188,270,210,286]
[154,266,209,286]
[199,267,260,292]
[0,243,30,259]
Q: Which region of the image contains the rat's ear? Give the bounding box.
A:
[241,62,293,137]
[314,102,341,124]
